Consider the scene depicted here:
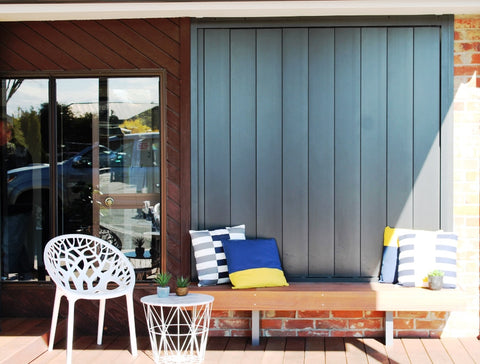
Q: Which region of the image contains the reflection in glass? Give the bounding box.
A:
[1,76,162,282]
[1,79,49,281]
[56,79,97,240]
[57,77,161,280]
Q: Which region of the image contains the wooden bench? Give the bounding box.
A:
[190,282,470,346]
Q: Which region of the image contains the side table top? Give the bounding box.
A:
[141,293,214,307]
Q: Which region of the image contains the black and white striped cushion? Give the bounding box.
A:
[189,224,245,286]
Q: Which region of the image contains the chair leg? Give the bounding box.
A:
[66,298,76,364]
[126,293,138,357]
[48,290,62,351]
[97,299,106,345]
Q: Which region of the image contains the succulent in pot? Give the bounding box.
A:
[175,276,190,296]
[427,270,444,290]
[155,272,172,297]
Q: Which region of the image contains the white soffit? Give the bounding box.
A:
[0,1,479,22]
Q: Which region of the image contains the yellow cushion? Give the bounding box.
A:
[229,267,289,289]
[384,226,409,247]
[222,238,289,289]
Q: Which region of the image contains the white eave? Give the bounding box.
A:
[0,1,479,22]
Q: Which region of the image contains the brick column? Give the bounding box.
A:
[450,14,480,337]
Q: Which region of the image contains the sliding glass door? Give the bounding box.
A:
[1,74,165,282]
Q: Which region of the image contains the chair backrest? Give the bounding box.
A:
[44,234,135,295]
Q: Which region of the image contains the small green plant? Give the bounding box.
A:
[133,237,145,248]
[154,272,172,287]
[429,269,444,277]
[176,276,190,288]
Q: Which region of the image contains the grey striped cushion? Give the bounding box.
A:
[435,233,457,288]
[189,224,245,286]
[397,231,457,288]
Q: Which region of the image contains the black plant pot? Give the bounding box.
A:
[135,247,145,258]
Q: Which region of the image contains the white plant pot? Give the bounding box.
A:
[428,275,443,290]
[157,286,170,298]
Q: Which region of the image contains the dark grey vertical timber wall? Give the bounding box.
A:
[191,17,453,280]
[360,27,387,277]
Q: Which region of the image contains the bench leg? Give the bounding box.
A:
[385,311,393,346]
[252,310,260,346]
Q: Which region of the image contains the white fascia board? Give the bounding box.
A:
[0,1,479,22]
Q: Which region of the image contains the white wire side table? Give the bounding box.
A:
[141,293,214,364]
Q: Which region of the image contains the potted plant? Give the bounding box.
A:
[427,269,444,290]
[154,272,172,297]
[134,237,146,257]
[175,276,190,296]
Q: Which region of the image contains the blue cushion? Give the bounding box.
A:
[222,238,289,289]
[379,226,406,283]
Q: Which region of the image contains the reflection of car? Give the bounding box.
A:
[108,132,160,192]
[6,144,114,246]
[7,144,112,209]
[7,132,160,213]
[7,132,160,229]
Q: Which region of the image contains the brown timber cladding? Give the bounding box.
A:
[0,18,192,280]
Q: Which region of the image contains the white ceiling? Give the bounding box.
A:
[0,1,479,22]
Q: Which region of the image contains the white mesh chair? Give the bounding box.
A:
[44,234,138,364]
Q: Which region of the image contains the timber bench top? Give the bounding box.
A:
[190,281,471,312]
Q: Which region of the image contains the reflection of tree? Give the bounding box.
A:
[11,102,91,164]
[6,79,23,103]
[119,105,159,133]
[21,103,95,161]
[13,107,42,163]
[57,104,93,156]
[137,105,159,131]
[119,118,153,134]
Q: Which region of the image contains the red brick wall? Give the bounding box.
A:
[209,310,458,339]
[454,15,480,89]
[209,14,480,339]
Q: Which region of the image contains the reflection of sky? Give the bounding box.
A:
[7,79,48,117]
[7,77,159,117]
[57,78,98,104]
[109,78,159,103]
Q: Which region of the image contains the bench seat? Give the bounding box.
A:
[190,282,470,346]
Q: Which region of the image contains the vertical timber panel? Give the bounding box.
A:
[387,28,414,228]
[204,29,231,227]
[308,28,335,276]
[440,17,454,231]
[231,29,257,234]
[413,27,440,230]
[256,29,283,249]
[283,28,309,276]
[179,17,192,277]
[191,28,203,228]
[360,27,387,276]
[192,19,450,280]
[334,28,361,277]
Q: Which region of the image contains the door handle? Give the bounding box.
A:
[104,196,114,207]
